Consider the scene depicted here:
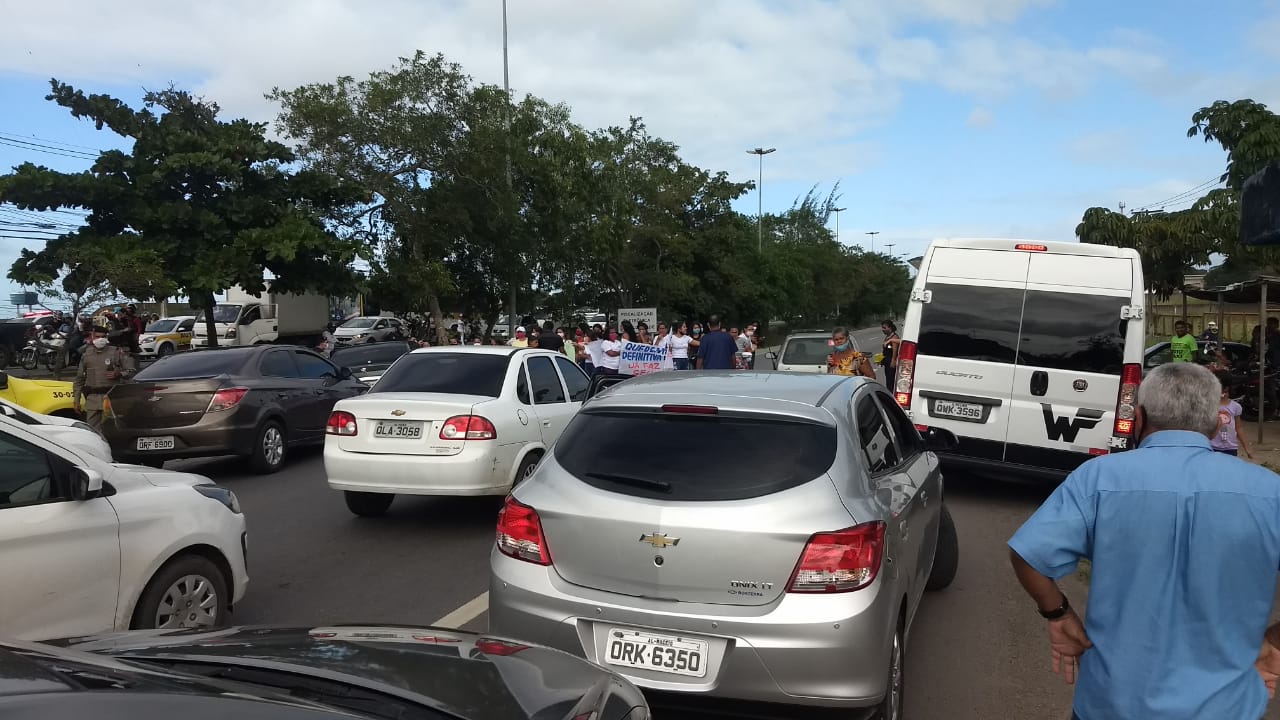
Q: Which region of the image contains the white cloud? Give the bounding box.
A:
[967,106,995,128]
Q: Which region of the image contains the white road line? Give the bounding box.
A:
[432,591,489,629]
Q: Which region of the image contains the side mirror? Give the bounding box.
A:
[70,466,104,501]
[922,427,959,454]
[339,366,353,380]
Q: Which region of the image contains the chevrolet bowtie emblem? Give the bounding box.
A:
[639,533,679,549]
[391,409,407,417]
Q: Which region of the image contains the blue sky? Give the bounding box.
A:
[2,0,1278,312]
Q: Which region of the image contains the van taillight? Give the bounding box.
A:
[1015,243,1048,252]
[786,521,886,593]
[496,496,551,566]
[1112,363,1141,446]
[894,341,917,409]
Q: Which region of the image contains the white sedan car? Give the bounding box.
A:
[325,346,590,517]
[0,417,249,642]
[0,397,113,460]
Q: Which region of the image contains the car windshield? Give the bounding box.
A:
[145,319,179,333]
[135,351,247,380]
[202,305,241,324]
[781,337,834,365]
[372,353,509,396]
[330,342,411,368]
[340,318,378,329]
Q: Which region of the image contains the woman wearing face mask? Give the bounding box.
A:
[690,322,704,345]
[599,328,623,375]
[827,326,875,379]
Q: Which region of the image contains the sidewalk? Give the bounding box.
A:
[1240,420,1280,472]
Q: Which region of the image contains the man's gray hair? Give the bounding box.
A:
[1136,362,1221,437]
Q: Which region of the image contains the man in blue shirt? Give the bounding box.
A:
[1009,361,1280,720]
[695,315,737,370]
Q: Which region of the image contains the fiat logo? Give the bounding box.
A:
[1072,379,1088,392]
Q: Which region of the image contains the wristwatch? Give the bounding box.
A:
[1039,593,1070,620]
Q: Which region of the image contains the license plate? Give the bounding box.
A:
[374,421,423,439]
[604,628,708,678]
[136,436,175,451]
[930,400,984,422]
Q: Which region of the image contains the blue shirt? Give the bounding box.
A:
[1009,431,1280,720]
[696,330,737,370]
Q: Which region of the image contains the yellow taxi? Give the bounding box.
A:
[139,315,196,358]
[0,370,77,418]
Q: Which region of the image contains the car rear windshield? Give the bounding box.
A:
[134,351,247,380]
[781,337,833,365]
[330,343,411,367]
[554,410,837,501]
[372,353,509,396]
[918,283,1128,374]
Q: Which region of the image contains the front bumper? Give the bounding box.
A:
[324,440,522,496]
[488,549,896,710]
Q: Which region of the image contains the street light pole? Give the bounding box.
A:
[885,242,895,258]
[832,207,847,244]
[503,0,516,339]
[747,147,776,252]
[866,231,880,253]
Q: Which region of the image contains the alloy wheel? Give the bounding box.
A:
[262,426,284,468]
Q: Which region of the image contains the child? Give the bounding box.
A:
[1213,370,1253,458]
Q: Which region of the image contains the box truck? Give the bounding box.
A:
[193,284,330,349]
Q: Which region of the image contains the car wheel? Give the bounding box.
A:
[131,554,229,631]
[926,503,959,591]
[876,623,905,720]
[513,452,541,487]
[157,343,174,358]
[248,420,287,474]
[344,491,394,517]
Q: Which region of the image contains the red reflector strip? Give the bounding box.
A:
[1089,448,1108,456]
[661,404,718,415]
[914,424,929,432]
[1015,243,1048,251]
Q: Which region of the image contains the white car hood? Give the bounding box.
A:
[334,327,371,337]
[119,467,212,489]
[39,426,114,461]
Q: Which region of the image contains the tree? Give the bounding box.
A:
[1,80,366,345]
[1077,99,1280,293]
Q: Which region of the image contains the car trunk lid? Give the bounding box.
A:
[107,378,228,429]
[334,393,490,456]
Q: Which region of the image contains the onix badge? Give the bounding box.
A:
[639,533,680,549]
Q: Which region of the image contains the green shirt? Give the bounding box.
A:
[1170,333,1198,363]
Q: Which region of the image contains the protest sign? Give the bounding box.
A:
[619,341,672,376]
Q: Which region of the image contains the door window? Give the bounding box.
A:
[555,356,590,402]
[917,284,1023,363]
[515,367,531,405]
[855,394,901,474]
[0,432,56,507]
[527,357,566,404]
[240,305,262,324]
[1017,291,1126,374]
[293,352,337,379]
[178,318,195,331]
[260,350,299,378]
[876,393,924,461]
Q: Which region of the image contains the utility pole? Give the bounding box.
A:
[832,207,847,244]
[866,231,880,253]
[885,242,895,258]
[747,147,776,252]
[503,0,516,339]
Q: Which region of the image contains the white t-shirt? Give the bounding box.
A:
[586,340,605,366]
[600,340,622,370]
[669,334,693,359]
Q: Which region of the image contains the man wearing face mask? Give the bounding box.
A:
[74,323,137,431]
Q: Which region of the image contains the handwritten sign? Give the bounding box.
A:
[619,341,672,376]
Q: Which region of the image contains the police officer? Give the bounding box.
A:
[74,323,136,431]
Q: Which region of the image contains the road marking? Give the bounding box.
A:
[432,591,489,629]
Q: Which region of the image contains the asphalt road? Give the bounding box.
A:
[166,445,1086,719]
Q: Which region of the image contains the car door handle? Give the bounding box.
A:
[542,420,551,427]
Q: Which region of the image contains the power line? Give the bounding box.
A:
[0,137,97,160]
[1133,177,1222,213]
[0,130,104,153]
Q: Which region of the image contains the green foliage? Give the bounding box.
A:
[1078,99,1280,295]
[2,80,367,343]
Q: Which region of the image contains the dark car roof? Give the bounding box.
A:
[134,345,329,381]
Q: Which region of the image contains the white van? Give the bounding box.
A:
[894,239,1145,480]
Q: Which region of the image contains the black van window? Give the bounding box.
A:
[917,284,1022,364]
[1018,291,1126,375]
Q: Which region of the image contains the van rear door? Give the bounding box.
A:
[911,248,1029,462]
[1002,253,1134,470]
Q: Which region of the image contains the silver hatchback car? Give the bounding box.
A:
[488,371,959,718]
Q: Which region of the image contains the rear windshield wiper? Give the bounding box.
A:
[584,472,672,493]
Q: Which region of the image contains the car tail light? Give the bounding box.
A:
[207,387,248,413]
[893,340,917,409]
[441,415,497,440]
[475,638,530,656]
[496,496,551,565]
[327,410,357,436]
[1112,363,1141,446]
[661,404,718,415]
[1015,243,1048,251]
[787,521,886,593]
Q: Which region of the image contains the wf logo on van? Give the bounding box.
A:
[1040,404,1105,443]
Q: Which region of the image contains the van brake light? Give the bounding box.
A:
[1112,363,1141,445]
[1015,243,1048,252]
[894,340,917,409]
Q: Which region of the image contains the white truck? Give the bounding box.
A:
[193,284,330,349]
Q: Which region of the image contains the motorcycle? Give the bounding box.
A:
[1235,360,1279,422]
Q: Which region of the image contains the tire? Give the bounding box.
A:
[19,348,37,371]
[130,554,229,631]
[513,452,541,487]
[345,491,394,517]
[926,503,959,591]
[875,622,905,720]
[157,343,174,358]
[248,419,287,474]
